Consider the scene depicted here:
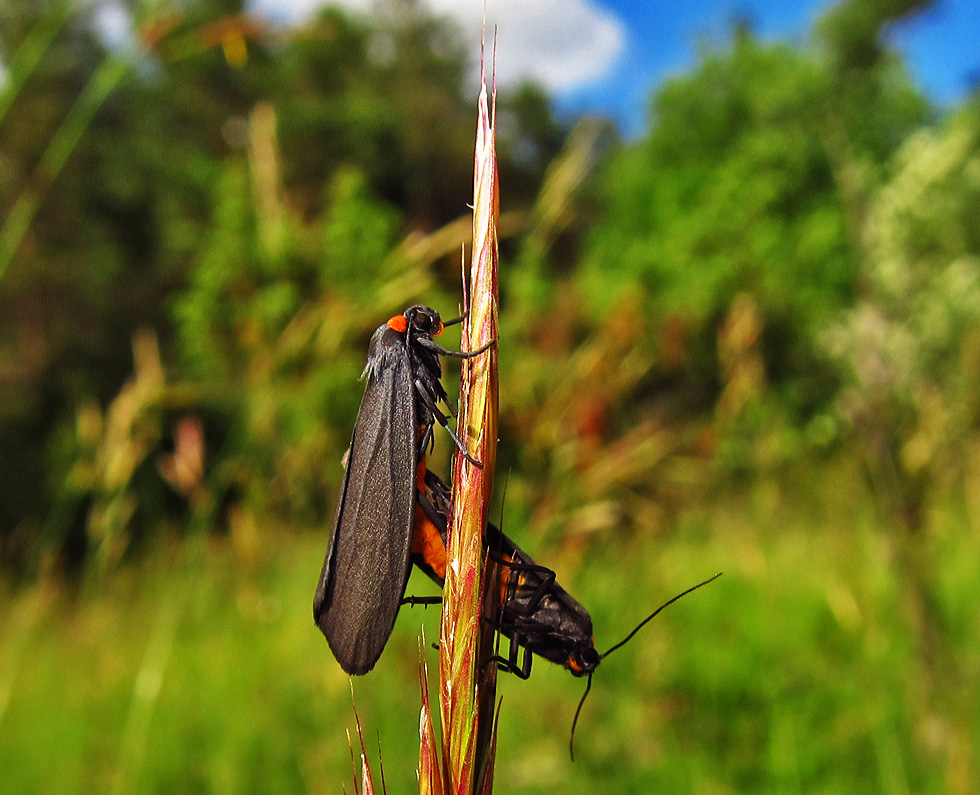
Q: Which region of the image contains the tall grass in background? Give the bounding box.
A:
[3,460,979,793]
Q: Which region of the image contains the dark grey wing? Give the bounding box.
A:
[313,341,416,675]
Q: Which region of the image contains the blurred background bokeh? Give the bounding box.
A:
[1,0,979,792]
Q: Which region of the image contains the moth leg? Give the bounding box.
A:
[487,631,533,680]
[400,595,443,607]
[417,489,443,529]
[416,337,495,359]
[486,550,557,617]
[414,378,481,467]
[417,423,435,458]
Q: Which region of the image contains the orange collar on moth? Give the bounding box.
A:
[387,315,408,333]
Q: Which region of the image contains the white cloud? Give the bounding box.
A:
[93,0,135,52]
[248,0,626,93]
[430,0,625,92]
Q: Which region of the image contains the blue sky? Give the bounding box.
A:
[250,0,979,137]
[554,0,980,135]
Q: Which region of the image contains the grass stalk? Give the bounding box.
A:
[0,53,129,283]
[434,38,500,795]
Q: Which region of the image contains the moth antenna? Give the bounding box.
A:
[565,575,721,760]
[600,573,722,660]
[569,673,593,762]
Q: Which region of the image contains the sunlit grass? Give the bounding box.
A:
[1,461,979,794]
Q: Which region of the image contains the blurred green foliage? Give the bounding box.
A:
[2,0,980,791]
[0,0,563,564]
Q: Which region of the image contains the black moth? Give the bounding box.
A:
[419,469,721,759]
[313,305,490,675]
